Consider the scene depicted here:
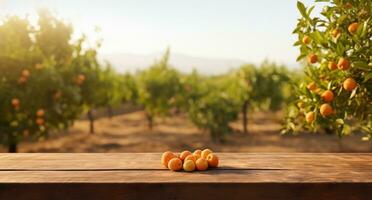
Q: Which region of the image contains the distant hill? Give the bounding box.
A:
[100,52,248,75]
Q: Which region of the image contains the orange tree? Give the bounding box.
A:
[136,49,182,129]
[186,75,241,142]
[0,13,82,152]
[284,0,371,139]
[230,62,292,134]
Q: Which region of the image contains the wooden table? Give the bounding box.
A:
[0,153,371,200]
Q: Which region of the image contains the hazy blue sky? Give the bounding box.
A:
[0,0,321,67]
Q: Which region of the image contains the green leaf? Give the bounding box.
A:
[297,1,308,19]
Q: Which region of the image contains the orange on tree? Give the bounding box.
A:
[206,154,219,168]
[161,151,176,168]
[343,78,357,92]
[306,82,317,91]
[321,90,334,102]
[21,69,30,78]
[307,54,318,64]
[305,112,315,123]
[337,58,350,70]
[183,160,196,172]
[11,98,20,108]
[328,61,337,70]
[348,22,359,34]
[320,104,333,117]
[302,35,310,44]
[195,158,208,171]
[331,28,341,38]
[36,118,45,126]
[36,109,45,117]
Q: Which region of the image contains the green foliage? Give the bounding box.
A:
[285,0,371,139]
[136,49,182,128]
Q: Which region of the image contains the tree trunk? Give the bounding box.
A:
[87,109,95,134]
[8,143,17,153]
[107,106,113,119]
[146,113,153,130]
[242,100,249,134]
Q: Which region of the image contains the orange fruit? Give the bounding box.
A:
[168,158,183,171]
[331,29,341,38]
[193,149,202,155]
[17,76,27,85]
[328,61,337,70]
[179,150,192,161]
[343,78,357,92]
[184,155,197,163]
[348,22,359,34]
[321,90,334,102]
[337,58,350,70]
[161,151,176,168]
[307,54,318,64]
[35,63,43,69]
[183,160,196,172]
[11,98,20,107]
[36,109,45,117]
[21,69,30,78]
[345,2,352,9]
[320,104,333,117]
[302,36,310,44]
[307,82,317,91]
[195,158,208,171]
[206,154,219,168]
[305,112,315,123]
[36,118,45,126]
[201,149,212,159]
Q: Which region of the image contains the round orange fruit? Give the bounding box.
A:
[305,112,315,123]
[195,158,208,171]
[307,54,318,64]
[201,149,212,159]
[343,78,357,92]
[168,158,183,171]
[320,104,333,117]
[161,151,176,168]
[183,160,196,172]
[337,58,350,70]
[328,61,337,70]
[184,155,197,163]
[206,154,219,168]
[179,150,192,161]
[321,90,334,102]
[348,22,359,34]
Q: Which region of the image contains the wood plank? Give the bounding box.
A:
[0,169,371,183]
[1,153,371,170]
[1,183,372,200]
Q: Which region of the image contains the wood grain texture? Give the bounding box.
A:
[0,153,371,200]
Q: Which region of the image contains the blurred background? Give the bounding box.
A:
[0,0,371,153]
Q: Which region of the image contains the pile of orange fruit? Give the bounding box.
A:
[161,149,219,172]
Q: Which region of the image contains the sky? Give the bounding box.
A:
[0,0,321,71]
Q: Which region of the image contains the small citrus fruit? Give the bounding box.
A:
[201,149,212,159]
[184,155,197,163]
[337,58,350,70]
[343,78,357,92]
[168,158,183,171]
[179,150,192,161]
[307,54,318,64]
[161,151,176,168]
[195,158,208,171]
[305,112,315,123]
[183,160,196,172]
[348,22,359,34]
[206,154,219,168]
[328,61,337,70]
[302,36,310,44]
[321,90,334,102]
[320,104,333,117]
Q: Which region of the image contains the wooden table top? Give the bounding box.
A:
[1,153,372,200]
[0,153,371,183]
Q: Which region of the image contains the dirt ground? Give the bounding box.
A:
[4,111,372,153]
